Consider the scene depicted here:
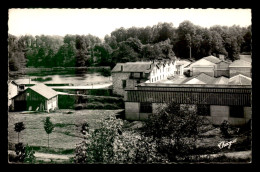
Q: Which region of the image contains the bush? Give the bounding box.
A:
[10,143,36,163]
[100,68,111,77]
[141,102,206,162]
[184,70,191,77]
[75,104,83,110]
[220,120,230,138]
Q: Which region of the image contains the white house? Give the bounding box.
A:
[111,59,177,96]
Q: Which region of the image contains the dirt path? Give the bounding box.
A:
[34,152,73,160]
[198,150,251,160]
[8,150,73,162]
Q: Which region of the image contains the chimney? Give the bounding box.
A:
[121,65,123,72]
[219,54,225,61]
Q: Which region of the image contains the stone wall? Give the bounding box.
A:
[112,72,131,96]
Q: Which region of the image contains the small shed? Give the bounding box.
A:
[10,83,58,112]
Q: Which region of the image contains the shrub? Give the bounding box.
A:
[220,120,230,138]
[141,102,205,162]
[11,143,36,163]
[75,104,83,110]
[184,70,191,77]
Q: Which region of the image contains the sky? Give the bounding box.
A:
[8,8,251,39]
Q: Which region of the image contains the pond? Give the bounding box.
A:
[12,73,112,86]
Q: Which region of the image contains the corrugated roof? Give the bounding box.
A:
[229,60,251,67]
[229,74,252,85]
[204,55,222,64]
[28,83,58,99]
[126,86,251,106]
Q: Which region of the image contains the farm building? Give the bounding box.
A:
[124,83,252,126]
[229,59,251,77]
[111,59,179,96]
[8,80,25,107]
[181,73,250,85]
[186,55,230,77]
[10,83,58,112]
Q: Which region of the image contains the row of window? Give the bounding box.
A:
[139,103,245,118]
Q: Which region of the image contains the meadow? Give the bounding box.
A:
[8,109,123,154]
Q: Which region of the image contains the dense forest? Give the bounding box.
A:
[8,20,251,71]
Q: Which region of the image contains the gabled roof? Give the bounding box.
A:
[182,73,216,84]
[229,60,251,67]
[111,60,175,73]
[203,55,222,64]
[213,76,229,85]
[28,83,58,99]
[8,80,19,86]
[228,74,252,85]
[111,62,153,73]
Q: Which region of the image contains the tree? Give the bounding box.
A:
[74,115,123,163]
[44,117,54,149]
[12,143,36,163]
[141,102,205,161]
[93,43,113,66]
[75,35,91,67]
[152,22,175,43]
[14,122,25,143]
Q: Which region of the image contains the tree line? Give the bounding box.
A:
[8,20,251,71]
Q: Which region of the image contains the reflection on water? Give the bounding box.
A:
[14,73,111,86]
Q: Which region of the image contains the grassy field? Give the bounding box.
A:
[8,109,123,152]
[8,109,251,163]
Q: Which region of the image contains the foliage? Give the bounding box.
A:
[8,21,251,71]
[74,102,206,163]
[141,102,205,161]
[44,117,55,149]
[13,143,36,163]
[74,115,123,163]
[100,68,111,76]
[220,120,230,138]
[14,122,25,143]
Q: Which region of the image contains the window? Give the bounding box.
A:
[122,80,126,88]
[134,72,141,78]
[140,102,152,113]
[197,104,210,116]
[230,106,244,118]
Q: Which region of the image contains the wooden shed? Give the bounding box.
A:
[10,83,58,112]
